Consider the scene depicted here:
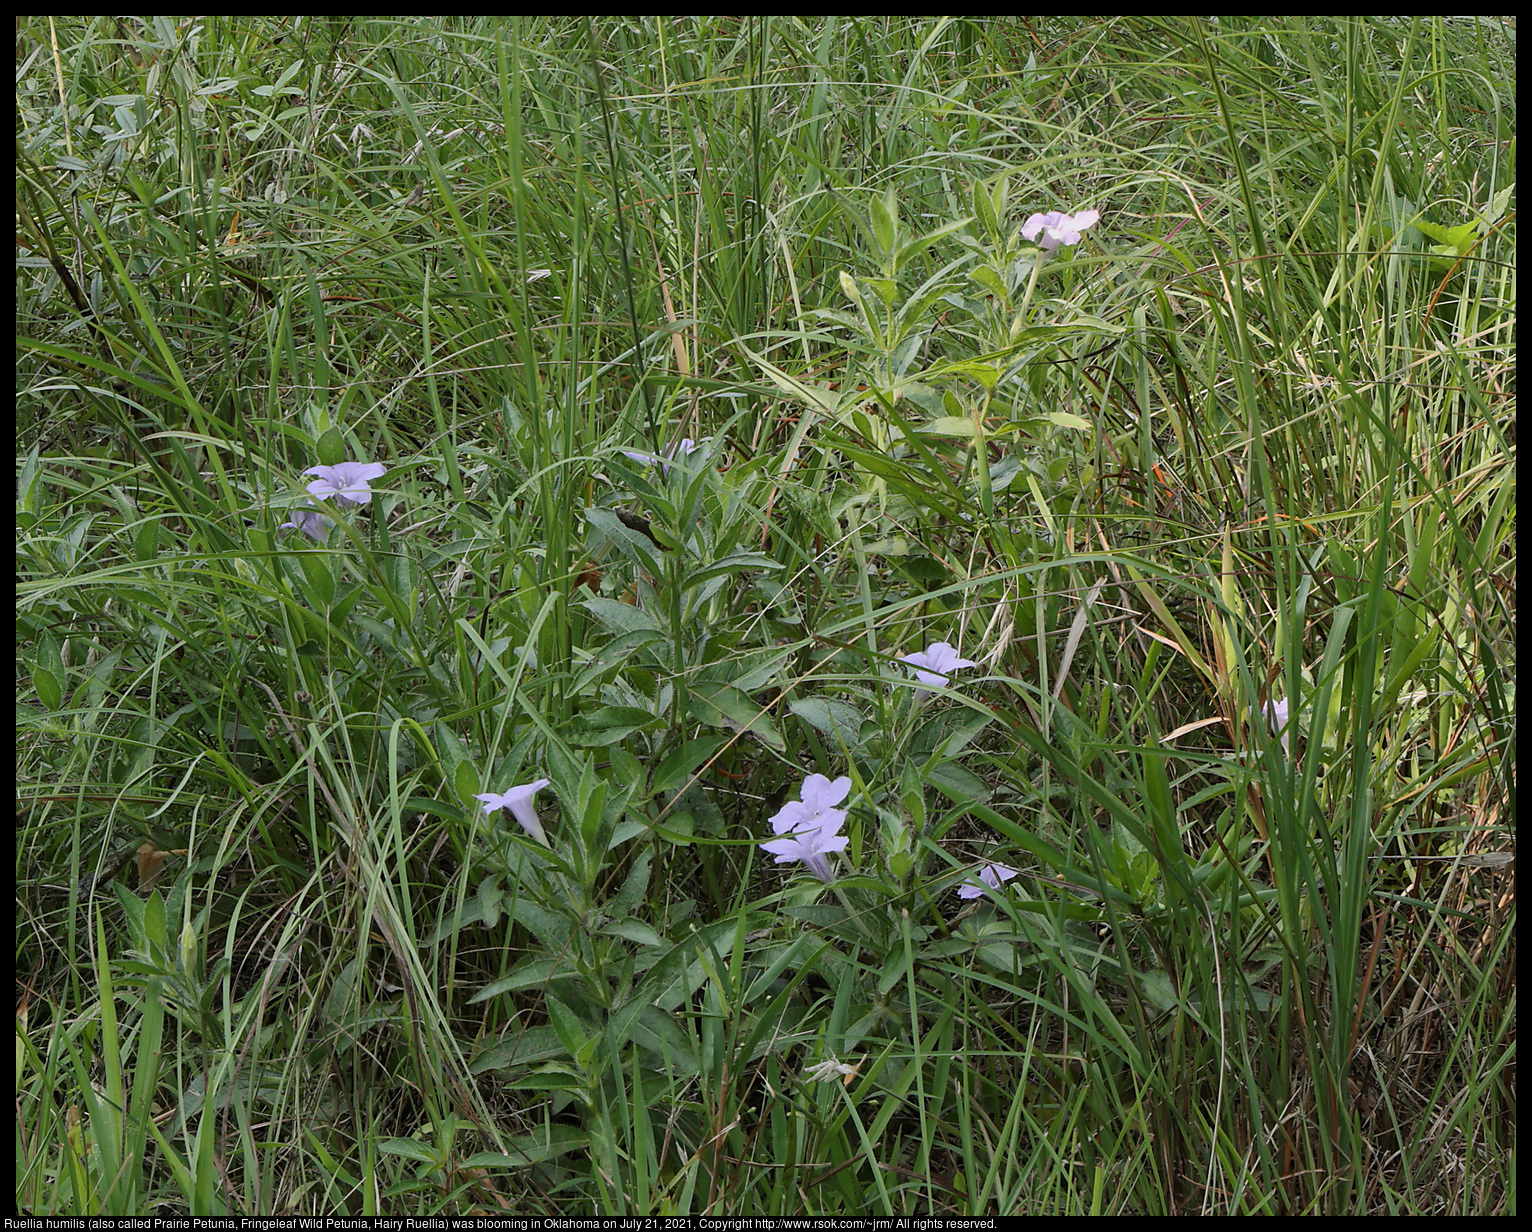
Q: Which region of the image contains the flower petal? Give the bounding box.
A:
[279,505,332,541]
[959,860,1019,898]
[303,461,388,506]
[476,778,552,845]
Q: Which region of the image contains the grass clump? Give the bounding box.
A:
[16,15,1514,1217]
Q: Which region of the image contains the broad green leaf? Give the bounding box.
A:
[582,596,663,636]
[609,850,653,917]
[460,1126,589,1168]
[789,696,868,744]
[566,705,658,746]
[918,416,977,437]
[470,1024,565,1073]
[544,994,590,1063]
[454,760,480,810]
[378,1138,439,1165]
[511,898,572,950]
[869,185,898,256]
[926,759,992,804]
[600,918,665,947]
[688,682,784,751]
[31,664,62,711]
[1041,411,1093,431]
[653,735,730,794]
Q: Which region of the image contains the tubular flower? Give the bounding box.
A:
[475,778,553,846]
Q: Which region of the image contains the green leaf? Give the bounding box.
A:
[789,696,868,744]
[454,760,481,809]
[133,520,160,562]
[297,552,335,607]
[510,899,572,950]
[1415,218,1480,256]
[585,506,670,566]
[609,849,652,916]
[687,682,784,750]
[31,664,63,711]
[1041,412,1093,431]
[477,876,504,931]
[572,628,667,694]
[316,426,346,467]
[972,178,1000,239]
[470,1024,565,1073]
[429,894,487,944]
[653,735,730,794]
[682,551,782,591]
[968,264,1007,299]
[698,647,793,693]
[1483,183,1513,226]
[503,1064,585,1093]
[143,889,168,953]
[600,918,665,947]
[582,596,663,636]
[468,958,574,1002]
[927,759,991,804]
[460,1126,589,1168]
[350,614,398,653]
[379,1138,440,1165]
[895,215,975,268]
[566,705,658,746]
[544,994,590,1064]
[870,185,899,256]
[436,721,469,768]
[918,416,977,437]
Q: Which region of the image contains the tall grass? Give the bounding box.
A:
[17,15,1514,1216]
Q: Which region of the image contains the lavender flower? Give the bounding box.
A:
[1021,208,1100,252]
[1261,697,1292,752]
[303,461,388,507]
[767,773,850,836]
[958,861,1020,900]
[899,642,978,691]
[278,504,333,542]
[760,773,852,883]
[621,438,698,475]
[475,778,553,846]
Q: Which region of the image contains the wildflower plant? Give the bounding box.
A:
[17,17,1512,1217]
[278,459,387,539]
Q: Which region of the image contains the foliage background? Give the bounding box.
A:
[16,15,1515,1216]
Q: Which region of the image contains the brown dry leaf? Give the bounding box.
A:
[135,842,188,891]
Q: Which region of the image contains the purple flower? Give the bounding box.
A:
[475,778,552,846]
[278,504,333,542]
[899,642,978,690]
[621,438,698,475]
[958,861,1019,900]
[760,773,852,883]
[767,773,851,836]
[1021,208,1100,252]
[1261,697,1292,752]
[303,461,388,508]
